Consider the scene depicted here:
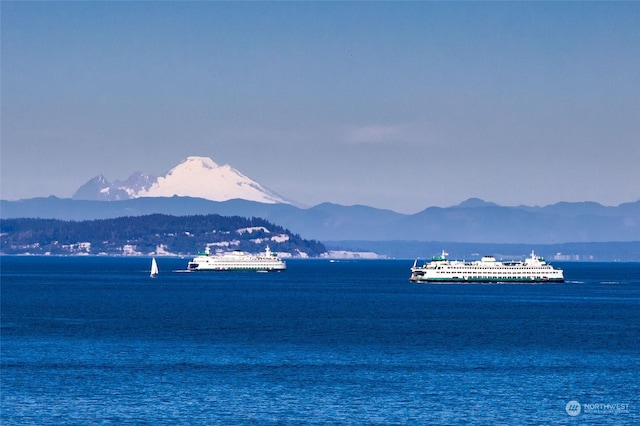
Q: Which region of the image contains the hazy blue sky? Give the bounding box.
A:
[2,2,638,213]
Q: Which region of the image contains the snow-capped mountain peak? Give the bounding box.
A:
[73,174,132,201]
[72,156,290,205]
[172,156,219,172]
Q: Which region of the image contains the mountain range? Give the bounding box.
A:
[72,156,290,205]
[2,156,639,244]
[2,195,639,244]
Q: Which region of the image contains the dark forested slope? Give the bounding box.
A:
[0,214,326,256]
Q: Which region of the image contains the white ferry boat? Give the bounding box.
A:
[187,246,286,272]
[410,250,564,283]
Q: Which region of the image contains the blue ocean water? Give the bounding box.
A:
[1,257,639,425]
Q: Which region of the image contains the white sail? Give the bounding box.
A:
[150,257,159,277]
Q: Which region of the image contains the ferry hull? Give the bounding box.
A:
[187,263,286,272]
[409,276,565,284]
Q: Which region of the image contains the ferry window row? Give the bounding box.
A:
[439,267,548,270]
[442,271,536,275]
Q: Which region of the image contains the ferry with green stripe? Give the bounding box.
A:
[187,246,286,272]
[409,250,564,283]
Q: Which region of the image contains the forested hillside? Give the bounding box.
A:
[0,214,326,257]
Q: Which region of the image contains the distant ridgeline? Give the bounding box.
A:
[0,214,326,257]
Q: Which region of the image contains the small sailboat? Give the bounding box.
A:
[150,257,159,278]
